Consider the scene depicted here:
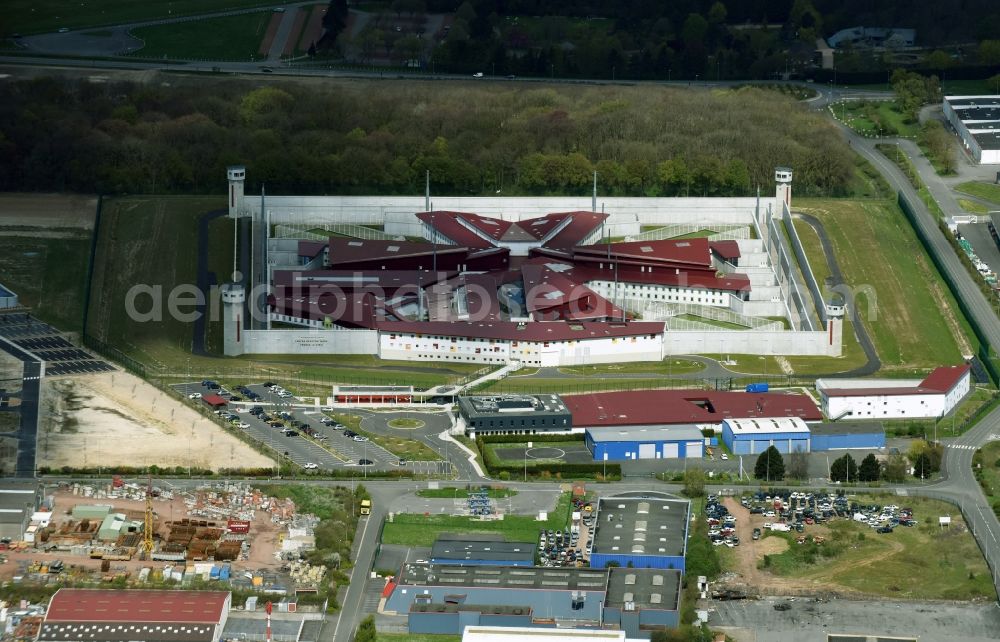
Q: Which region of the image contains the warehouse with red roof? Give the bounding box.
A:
[816,365,972,420]
[40,589,231,642]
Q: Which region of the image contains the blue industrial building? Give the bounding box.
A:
[721,417,811,455]
[585,425,705,461]
[0,284,17,310]
[388,563,681,637]
[589,498,690,571]
[430,534,535,567]
[809,422,886,451]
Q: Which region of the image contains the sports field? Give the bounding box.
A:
[793,198,972,373]
[131,11,271,61]
[3,0,275,35]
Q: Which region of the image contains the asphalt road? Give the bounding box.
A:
[849,129,1000,352]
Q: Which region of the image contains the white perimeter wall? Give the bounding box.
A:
[239,329,379,354]
[243,195,767,228]
[665,329,839,356]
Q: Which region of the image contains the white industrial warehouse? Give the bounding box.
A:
[816,365,971,420]
[943,96,1000,164]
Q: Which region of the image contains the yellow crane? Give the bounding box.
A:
[143,475,154,555]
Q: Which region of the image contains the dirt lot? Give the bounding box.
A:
[37,371,274,470]
[0,194,96,230]
[0,486,284,580]
[720,497,841,596]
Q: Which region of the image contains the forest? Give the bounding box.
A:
[0,76,856,197]
[326,0,1000,81]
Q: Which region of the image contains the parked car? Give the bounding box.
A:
[303,462,318,470]
[358,458,374,466]
[752,528,761,540]
[188,392,202,399]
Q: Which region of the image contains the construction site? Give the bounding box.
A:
[1,480,326,596]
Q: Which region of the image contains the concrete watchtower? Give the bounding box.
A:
[227,165,246,219]
[825,299,845,357]
[221,283,246,356]
[775,166,793,211]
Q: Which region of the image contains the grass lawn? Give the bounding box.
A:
[793,198,972,373]
[761,495,994,600]
[975,442,1000,517]
[381,492,572,547]
[331,414,442,461]
[131,11,271,61]
[956,181,1000,205]
[674,313,748,330]
[958,198,990,215]
[387,418,424,429]
[3,0,276,35]
[555,358,703,376]
[479,377,699,395]
[673,230,716,239]
[884,386,999,438]
[484,440,584,464]
[0,231,92,331]
[838,100,917,138]
[416,487,517,499]
[377,635,460,642]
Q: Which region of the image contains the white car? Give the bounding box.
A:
[321,406,334,411]
[303,462,319,470]
[352,435,368,442]
[238,423,250,429]
[473,72,484,78]
[188,392,202,399]
[721,453,729,460]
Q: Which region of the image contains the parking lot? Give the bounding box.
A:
[0,313,114,376]
[170,381,409,472]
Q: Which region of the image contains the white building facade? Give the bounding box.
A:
[816,365,971,420]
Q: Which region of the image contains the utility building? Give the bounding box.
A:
[431,534,536,567]
[943,96,1000,164]
[458,394,572,435]
[809,422,886,451]
[816,365,971,420]
[589,498,690,571]
[721,417,812,455]
[585,425,704,461]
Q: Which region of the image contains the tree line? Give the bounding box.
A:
[748,441,942,483]
[0,76,855,197]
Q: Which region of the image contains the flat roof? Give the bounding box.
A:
[464,626,625,641]
[565,390,822,427]
[576,238,711,268]
[458,394,569,419]
[591,498,689,558]
[606,567,682,611]
[586,425,704,443]
[45,589,229,625]
[973,131,1000,151]
[723,417,811,436]
[431,539,536,563]
[810,421,885,435]
[396,563,611,593]
[325,238,466,267]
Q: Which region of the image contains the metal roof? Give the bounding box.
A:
[431,539,536,563]
[396,563,611,592]
[605,567,681,611]
[810,421,885,435]
[44,589,229,625]
[591,498,689,558]
[723,417,811,436]
[565,390,822,427]
[586,425,704,443]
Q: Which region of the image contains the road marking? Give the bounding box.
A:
[332,511,374,642]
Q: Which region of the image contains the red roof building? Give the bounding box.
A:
[41,589,231,642]
[200,394,228,408]
[564,390,822,427]
[816,365,972,420]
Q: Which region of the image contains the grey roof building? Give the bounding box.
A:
[0,481,42,541]
[431,534,536,566]
[943,96,1000,164]
[590,497,690,570]
[458,394,572,434]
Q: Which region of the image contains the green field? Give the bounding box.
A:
[837,100,917,138]
[956,181,1000,205]
[555,358,703,376]
[2,0,276,35]
[377,635,460,642]
[958,198,990,215]
[416,487,517,498]
[794,198,972,373]
[884,386,998,437]
[131,11,271,61]
[381,492,572,547]
[331,414,442,461]
[0,231,92,331]
[760,496,994,600]
[485,440,584,464]
[974,442,1000,517]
